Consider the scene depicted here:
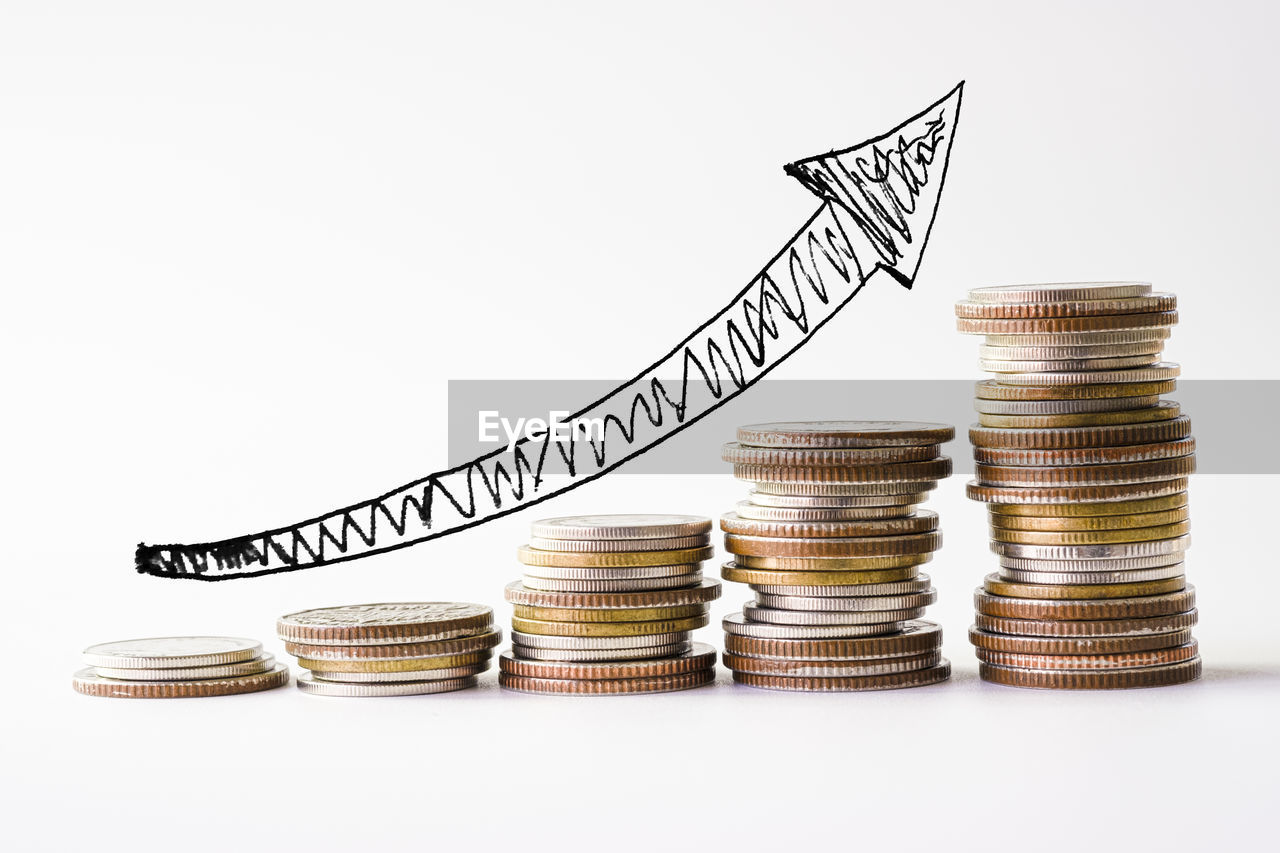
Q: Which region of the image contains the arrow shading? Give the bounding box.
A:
[137,82,964,580]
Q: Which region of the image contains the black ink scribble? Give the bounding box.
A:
[137,82,964,580]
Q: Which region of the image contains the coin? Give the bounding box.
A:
[511,603,708,623]
[526,534,709,553]
[510,642,692,662]
[975,641,1198,670]
[282,629,504,661]
[998,563,1186,585]
[973,439,1195,467]
[970,417,1191,449]
[967,626,1194,655]
[277,603,493,646]
[753,591,937,612]
[981,355,1161,373]
[989,508,1189,531]
[294,651,491,673]
[529,514,712,540]
[509,630,691,650]
[510,615,709,637]
[724,531,941,558]
[733,501,917,521]
[498,670,715,695]
[989,523,1191,546]
[956,293,1175,318]
[989,493,1188,516]
[722,613,904,639]
[91,655,276,681]
[722,443,941,467]
[955,311,1178,335]
[497,644,716,680]
[721,564,922,586]
[976,402,1180,429]
[978,658,1200,689]
[986,362,1181,385]
[733,458,953,484]
[741,602,926,626]
[72,664,289,699]
[751,480,940,496]
[991,535,1191,559]
[967,478,1189,505]
[519,563,703,580]
[978,342,1164,360]
[746,491,929,508]
[973,610,1198,637]
[974,378,1176,400]
[730,554,928,570]
[81,637,264,669]
[723,620,943,660]
[503,578,721,609]
[732,661,951,691]
[750,575,934,597]
[965,282,1153,303]
[516,545,715,568]
[982,573,1186,599]
[735,421,955,448]
[296,673,478,696]
[976,457,1196,488]
[719,511,939,539]
[309,664,488,683]
[973,588,1196,620]
[724,650,942,677]
[974,395,1161,415]
[520,573,703,593]
[998,553,1187,573]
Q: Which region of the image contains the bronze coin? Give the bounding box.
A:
[719,511,939,539]
[969,416,1192,449]
[516,545,716,568]
[723,620,942,660]
[972,439,1195,467]
[982,573,1186,600]
[283,629,504,660]
[967,626,1193,654]
[720,563,922,586]
[498,669,715,695]
[72,664,289,699]
[502,578,721,609]
[511,604,708,623]
[975,402,1179,430]
[498,644,716,680]
[979,658,1201,689]
[731,661,951,692]
[966,478,1189,505]
[975,640,1198,670]
[735,421,955,448]
[988,493,1188,517]
[723,650,941,677]
[724,531,941,558]
[975,456,1196,487]
[973,609,1198,637]
[973,379,1177,401]
[988,507,1189,531]
[987,523,1191,545]
[974,588,1195,620]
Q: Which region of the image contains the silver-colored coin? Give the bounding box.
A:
[296,672,478,697]
[991,535,1190,559]
[725,651,943,678]
[307,664,488,683]
[509,630,692,650]
[721,613,904,639]
[526,533,709,553]
[973,395,1160,415]
[277,603,493,645]
[746,490,929,508]
[82,636,264,669]
[520,572,703,593]
[510,642,692,662]
[753,590,937,612]
[983,328,1171,347]
[978,342,1163,360]
[966,282,1153,303]
[998,562,1187,584]
[998,553,1187,572]
[750,574,934,597]
[529,514,712,541]
[521,563,702,580]
[751,481,939,497]
[990,362,1181,385]
[741,602,927,626]
[981,354,1161,373]
[93,654,276,681]
[733,500,917,521]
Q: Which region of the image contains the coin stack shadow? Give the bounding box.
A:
[718,421,955,691]
[276,603,501,697]
[73,636,288,698]
[956,282,1201,689]
[499,514,721,695]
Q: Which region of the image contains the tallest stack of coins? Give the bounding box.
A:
[956,282,1200,689]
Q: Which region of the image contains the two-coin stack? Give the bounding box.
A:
[718,421,954,691]
[72,636,288,698]
[277,603,500,696]
[500,515,720,695]
[956,282,1201,689]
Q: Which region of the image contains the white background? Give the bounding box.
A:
[3,2,1278,851]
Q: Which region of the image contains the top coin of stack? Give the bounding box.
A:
[277,602,500,697]
[718,421,954,691]
[501,514,720,695]
[955,282,1200,689]
[73,636,288,698]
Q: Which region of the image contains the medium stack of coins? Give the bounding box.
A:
[956,282,1201,689]
[500,514,720,695]
[718,421,954,691]
[72,636,288,698]
[277,602,500,696]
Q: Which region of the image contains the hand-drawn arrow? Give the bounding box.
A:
[137,82,964,580]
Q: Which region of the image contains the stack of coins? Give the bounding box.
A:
[276,602,500,696]
[718,421,954,691]
[500,514,720,695]
[956,282,1201,689]
[72,636,288,698]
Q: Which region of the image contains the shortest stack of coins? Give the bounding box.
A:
[73,636,288,698]
[719,421,953,692]
[277,602,500,697]
[500,514,720,695]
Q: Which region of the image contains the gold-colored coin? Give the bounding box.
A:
[293,650,491,673]
[972,438,1195,467]
[733,554,928,570]
[975,456,1196,487]
[970,417,1192,450]
[967,477,1188,505]
[719,511,938,539]
[988,493,1188,516]
[510,603,707,623]
[977,402,1180,429]
[988,522,1190,545]
[974,379,1177,401]
[510,614,710,637]
[988,507,1189,531]
[516,545,715,568]
[723,531,941,558]
[720,563,921,586]
[982,573,1186,599]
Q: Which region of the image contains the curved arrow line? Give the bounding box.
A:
[137,82,963,580]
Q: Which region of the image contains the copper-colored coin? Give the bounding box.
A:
[974,609,1198,637]
[724,620,942,660]
[721,564,922,586]
[510,614,709,637]
[973,439,1195,467]
[969,416,1192,450]
[956,311,1178,335]
[724,650,941,677]
[72,664,289,699]
[988,493,1188,517]
[724,531,941,558]
[974,378,1177,401]
[979,658,1200,689]
[516,545,715,568]
[975,640,1198,670]
[989,522,1191,545]
[989,507,1189,531]
[974,588,1195,620]
[967,478,1189,505]
[731,554,929,570]
[294,650,491,673]
[719,511,938,539]
[733,458,952,485]
[982,573,1186,599]
[498,644,715,680]
[733,501,918,521]
[498,669,715,695]
[967,626,1194,655]
[977,402,1180,430]
[283,629,504,660]
[277,603,494,646]
[956,293,1176,319]
[976,457,1196,488]
[511,603,708,623]
[736,420,955,448]
[732,661,951,691]
[721,443,941,466]
[503,578,721,609]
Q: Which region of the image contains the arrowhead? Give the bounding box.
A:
[785,82,963,289]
